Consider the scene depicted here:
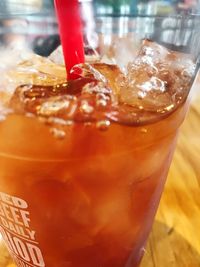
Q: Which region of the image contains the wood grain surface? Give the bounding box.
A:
[0,77,200,267]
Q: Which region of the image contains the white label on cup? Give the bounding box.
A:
[0,192,45,267]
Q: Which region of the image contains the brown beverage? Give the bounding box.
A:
[0,40,195,267]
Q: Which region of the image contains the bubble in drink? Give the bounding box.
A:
[50,127,66,139]
[96,120,111,131]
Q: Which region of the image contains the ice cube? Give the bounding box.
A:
[10,83,78,119]
[0,47,33,71]
[30,178,91,216]
[1,49,67,99]
[0,48,36,105]
[91,188,139,253]
[120,39,195,115]
[137,39,169,63]
[84,45,101,63]
[111,36,141,69]
[92,63,124,97]
[29,178,92,252]
[71,62,123,104]
[8,54,66,86]
[100,35,141,70]
[49,45,65,65]
[92,188,132,234]
[49,45,100,65]
[71,63,107,83]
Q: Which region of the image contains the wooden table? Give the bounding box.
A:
[0,78,200,267]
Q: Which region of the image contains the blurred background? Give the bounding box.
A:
[0,0,200,16]
[0,0,200,56]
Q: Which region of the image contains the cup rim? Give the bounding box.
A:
[95,13,200,19]
[0,10,200,19]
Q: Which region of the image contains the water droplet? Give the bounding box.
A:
[138,91,146,99]
[80,100,94,114]
[96,120,110,131]
[164,104,175,112]
[141,128,147,133]
[96,99,107,108]
[50,128,66,139]
[47,117,73,126]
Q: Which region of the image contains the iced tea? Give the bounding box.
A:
[0,40,195,267]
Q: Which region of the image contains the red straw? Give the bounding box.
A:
[54,0,85,80]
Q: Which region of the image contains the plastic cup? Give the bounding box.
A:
[0,3,200,267]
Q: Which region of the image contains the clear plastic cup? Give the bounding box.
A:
[0,3,200,267]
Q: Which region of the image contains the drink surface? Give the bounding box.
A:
[0,39,195,128]
[0,40,195,267]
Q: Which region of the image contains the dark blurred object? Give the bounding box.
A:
[33,34,60,56]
